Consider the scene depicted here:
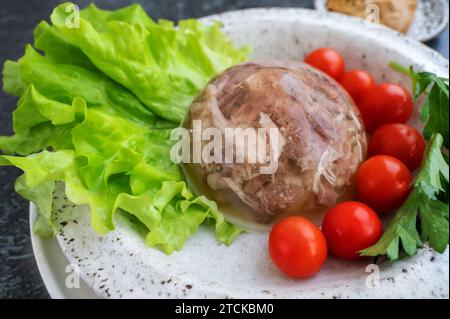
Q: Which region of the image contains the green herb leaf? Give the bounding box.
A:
[360,133,449,260]
[419,198,449,253]
[414,133,449,198]
[389,62,449,148]
[420,78,449,149]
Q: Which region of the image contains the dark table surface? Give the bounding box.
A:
[0,0,448,299]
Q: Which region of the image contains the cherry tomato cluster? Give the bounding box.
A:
[268,48,426,279]
[304,48,414,133]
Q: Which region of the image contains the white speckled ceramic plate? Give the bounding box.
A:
[30,204,98,299]
[30,8,449,299]
[314,0,450,42]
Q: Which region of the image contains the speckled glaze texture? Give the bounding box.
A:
[408,0,449,41]
[49,186,448,299]
[34,8,449,299]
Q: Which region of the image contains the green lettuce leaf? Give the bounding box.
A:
[2,61,26,96]
[0,85,86,155]
[9,45,161,127]
[1,2,246,253]
[116,182,241,254]
[33,20,97,71]
[0,151,73,238]
[49,2,250,122]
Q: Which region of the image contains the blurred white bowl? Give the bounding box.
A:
[314,0,449,42]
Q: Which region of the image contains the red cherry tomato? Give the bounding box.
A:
[269,216,327,278]
[322,202,382,260]
[339,70,376,104]
[358,83,413,133]
[304,48,345,80]
[369,123,425,171]
[357,155,412,214]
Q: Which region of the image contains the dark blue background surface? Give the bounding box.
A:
[0,0,448,298]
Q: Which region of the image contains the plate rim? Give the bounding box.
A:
[200,7,448,68]
[29,203,64,299]
[30,203,98,299]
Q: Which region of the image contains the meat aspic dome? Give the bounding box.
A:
[183,60,367,223]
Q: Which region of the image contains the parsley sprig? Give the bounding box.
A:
[390,62,449,148]
[360,63,449,260]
